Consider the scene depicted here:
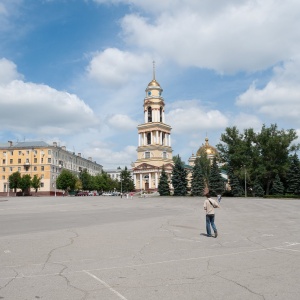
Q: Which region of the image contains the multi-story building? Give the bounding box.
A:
[0,141,102,196]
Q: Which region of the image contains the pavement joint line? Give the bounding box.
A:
[0,241,299,281]
[83,270,128,300]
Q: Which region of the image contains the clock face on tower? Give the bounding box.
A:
[148,91,151,96]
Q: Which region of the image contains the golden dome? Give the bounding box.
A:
[196,137,218,157]
[148,79,160,87]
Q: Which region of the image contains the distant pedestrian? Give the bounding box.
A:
[62,191,65,197]
[126,193,129,199]
[203,193,220,238]
[217,194,222,203]
[130,192,133,199]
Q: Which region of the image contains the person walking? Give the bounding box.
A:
[203,193,220,238]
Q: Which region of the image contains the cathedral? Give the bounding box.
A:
[132,64,173,192]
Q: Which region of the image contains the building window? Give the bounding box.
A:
[19,151,22,155]
[147,107,152,122]
[34,166,37,171]
[10,167,13,172]
[18,167,21,172]
[2,176,5,180]
[41,182,44,188]
[10,159,13,164]
[41,174,44,179]
[162,151,167,159]
[145,151,150,159]
[26,158,29,163]
[48,158,51,163]
[18,159,21,164]
[147,132,151,145]
[2,159,5,164]
[41,166,44,171]
[48,150,51,155]
[2,167,5,172]
[34,158,37,163]
[41,158,44,163]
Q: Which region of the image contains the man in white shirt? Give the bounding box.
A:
[203,193,220,238]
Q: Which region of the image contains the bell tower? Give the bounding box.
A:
[132,62,173,192]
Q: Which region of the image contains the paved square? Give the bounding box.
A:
[0,195,299,299]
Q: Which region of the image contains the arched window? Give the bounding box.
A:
[147,132,151,145]
[148,107,152,122]
[160,107,163,122]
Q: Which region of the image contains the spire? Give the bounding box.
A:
[153,60,156,80]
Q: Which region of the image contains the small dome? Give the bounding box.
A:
[148,79,160,87]
[196,137,218,157]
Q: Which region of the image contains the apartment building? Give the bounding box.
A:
[0,141,103,196]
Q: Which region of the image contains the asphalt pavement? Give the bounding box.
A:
[0,195,299,300]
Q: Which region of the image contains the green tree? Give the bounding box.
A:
[8,171,21,193]
[208,157,224,196]
[252,178,264,197]
[217,124,298,195]
[255,124,297,195]
[172,155,188,196]
[79,169,92,191]
[31,174,41,194]
[271,174,285,195]
[119,167,135,192]
[196,149,211,186]
[191,157,205,196]
[286,153,300,195]
[56,169,77,192]
[158,166,170,196]
[227,165,244,197]
[19,174,32,196]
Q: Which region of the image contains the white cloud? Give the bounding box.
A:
[236,57,300,124]
[106,114,138,131]
[166,100,228,134]
[85,143,137,169]
[231,113,262,131]
[0,59,99,135]
[117,0,300,73]
[86,48,152,87]
[0,58,23,84]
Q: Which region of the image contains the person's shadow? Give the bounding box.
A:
[200,233,212,237]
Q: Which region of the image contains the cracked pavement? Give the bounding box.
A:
[0,195,299,299]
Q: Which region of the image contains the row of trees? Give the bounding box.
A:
[158,124,300,197]
[9,172,41,195]
[9,167,135,196]
[56,167,134,193]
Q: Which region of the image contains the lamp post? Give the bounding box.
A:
[244,165,247,197]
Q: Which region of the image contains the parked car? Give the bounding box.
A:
[76,191,89,196]
[88,192,99,196]
[102,192,113,196]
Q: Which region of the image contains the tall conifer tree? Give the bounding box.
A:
[208,157,224,196]
[286,153,300,195]
[191,157,205,196]
[172,155,188,196]
[158,166,170,196]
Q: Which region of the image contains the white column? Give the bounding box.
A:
[144,110,147,123]
[156,131,159,144]
[138,134,141,146]
[133,174,136,186]
[169,134,171,146]
[139,173,143,189]
[143,133,146,145]
[160,132,163,145]
[155,172,158,188]
[149,173,152,188]
[151,132,153,144]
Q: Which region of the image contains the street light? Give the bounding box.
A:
[243,165,247,197]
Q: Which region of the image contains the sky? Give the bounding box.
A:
[1,0,300,169]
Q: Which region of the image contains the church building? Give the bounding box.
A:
[132,64,173,192]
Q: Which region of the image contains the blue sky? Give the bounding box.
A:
[1,0,300,169]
